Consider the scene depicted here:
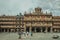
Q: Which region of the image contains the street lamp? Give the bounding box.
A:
[16,13,22,32]
[19,13,22,32]
[16,13,22,39]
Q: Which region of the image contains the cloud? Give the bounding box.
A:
[0,0,60,16]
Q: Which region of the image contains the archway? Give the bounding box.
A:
[42,27,46,32]
[26,27,29,32]
[47,27,51,32]
[36,27,41,32]
[32,27,35,32]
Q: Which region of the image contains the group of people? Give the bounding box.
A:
[18,31,33,39]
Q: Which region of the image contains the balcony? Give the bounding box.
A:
[35,23,40,26]
[25,23,52,27]
[32,18,36,21]
[26,23,31,26]
[45,18,52,20]
[24,18,31,21]
[40,18,52,21]
[53,23,60,24]
[53,19,60,21]
[0,22,16,24]
[36,17,41,21]
[53,26,60,28]
[32,23,37,26]
[1,25,16,28]
[39,23,52,26]
[0,18,16,20]
[47,24,52,26]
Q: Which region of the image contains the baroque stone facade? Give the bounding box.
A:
[0,7,60,33]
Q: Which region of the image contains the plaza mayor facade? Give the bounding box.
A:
[0,7,60,33]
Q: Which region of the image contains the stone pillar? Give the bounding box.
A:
[11,29,12,32]
[41,27,42,32]
[45,27,47,33]
[14,29,15,32]
[29,27,31,32]
[54,29,57,32]
[4,29,5,32]
[50,27,53,33]
[35,27,36,32]
[7,29,9,32]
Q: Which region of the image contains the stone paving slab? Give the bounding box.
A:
[0,32,60,40]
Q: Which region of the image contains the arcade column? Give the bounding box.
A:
[50,27,53,33]
[29,27,32,32]
[4,29,5,32]
[45,27,48,32]
[41,27,42,32]
[7,29,9,32]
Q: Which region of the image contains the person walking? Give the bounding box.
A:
[26,32,29,36]
[18,31,21,39]
[30,32,33,36]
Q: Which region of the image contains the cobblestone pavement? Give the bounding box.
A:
[0,32,60,40]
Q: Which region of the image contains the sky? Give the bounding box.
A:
[0,0,60,16]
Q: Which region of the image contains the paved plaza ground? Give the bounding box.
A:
[0,32,60,40]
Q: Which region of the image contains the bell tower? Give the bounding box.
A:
[35,7,42,13]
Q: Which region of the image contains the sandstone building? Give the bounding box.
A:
[0,16,17,32]
[0,7,60,33]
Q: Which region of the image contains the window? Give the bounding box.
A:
[32,22,35,24]
[37,16,40,18]
[26,22,30,24]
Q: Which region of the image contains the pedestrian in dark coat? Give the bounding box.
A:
[18,31,21,39]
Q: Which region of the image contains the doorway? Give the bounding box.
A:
[36,27,41,32]
[26,27,29,32]
[32,27,35,32]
